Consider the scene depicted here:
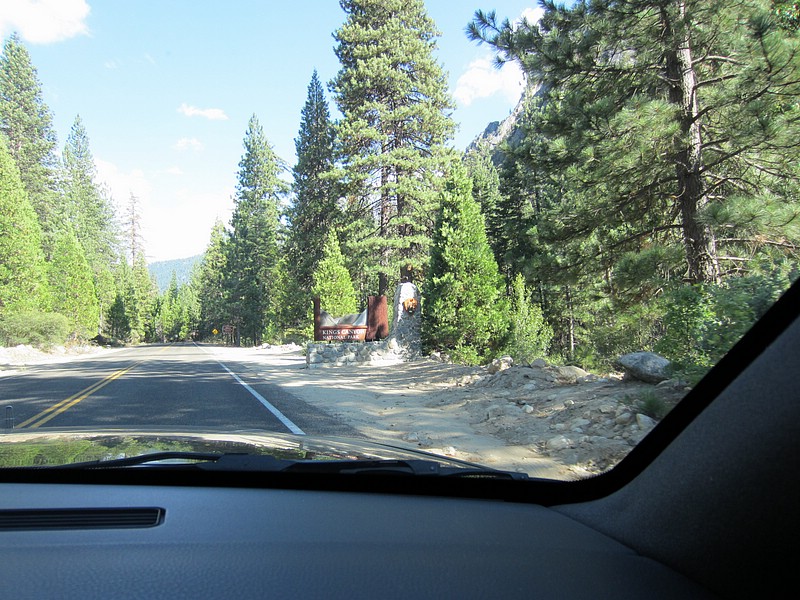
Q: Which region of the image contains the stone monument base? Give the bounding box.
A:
[306,282,421,369]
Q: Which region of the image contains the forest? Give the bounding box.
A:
[1,0,798,382]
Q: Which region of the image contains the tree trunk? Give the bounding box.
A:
[379,164,391,297]
[662,1,720,284]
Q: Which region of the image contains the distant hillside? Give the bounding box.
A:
[148,254,203,292]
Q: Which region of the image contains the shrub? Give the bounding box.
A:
[503,274,552,364]
[0,311,71,349]
[422,163,508,362]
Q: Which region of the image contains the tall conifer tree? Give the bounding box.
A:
[47,226,100,336]
[0,34,59,242]
[0,139,49,315]
[196,219,229,339]
[286,70,338,324]
[226,115,288,345]
[470,0,800,285]
[61,115,119,316]
[331,0,456,296]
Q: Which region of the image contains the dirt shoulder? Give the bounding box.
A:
[215,345,688,480]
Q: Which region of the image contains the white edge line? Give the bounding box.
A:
[194,343,305,435]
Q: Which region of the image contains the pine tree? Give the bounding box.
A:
[503,273,552,364]
[0,139,50,315]
[122,253,157,344]
[463,148,508,281]
[0,34,59,241]
[196,219,228,339]
[312,230,358,318]
[47,226,100,337]
[225,115,288,345]
[106,293,130,341]
[61,115,119,315]
[422,163,508,364]
[469,0,800,285]
[331,0,456,296]
[286,70,339,325]
[122,193,145,265]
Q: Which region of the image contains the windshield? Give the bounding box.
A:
[0,0,798,480]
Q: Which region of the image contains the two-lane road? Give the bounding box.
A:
[0,343,356,436]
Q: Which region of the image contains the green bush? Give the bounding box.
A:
[422,163,508,362]
[587,301,664,369]
[503,274,552,364]
[655,278,768,382]
[0,311,71,349]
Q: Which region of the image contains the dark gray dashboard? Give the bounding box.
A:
[0,482,711,599]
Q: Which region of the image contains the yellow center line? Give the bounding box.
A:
[17,344,172,429]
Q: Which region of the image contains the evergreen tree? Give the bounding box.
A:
[47,226,100,337]
[503,273,552,364]
[106,293,130,341]
[422,163,508,364]
[0,34,59,241]
[469,0,800,285]
[60,115,119,315]
[312,230,358,318]
[331,0,456,296]
[286,70,338,325]
[225,114,288,345]
[463,148,508,281]
[122,253,157,344]
[0,139,50,315]
[196,219,229,339]
[122,193,145,265]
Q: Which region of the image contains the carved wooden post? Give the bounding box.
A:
[366,295,388,341]
[313,297,321,342]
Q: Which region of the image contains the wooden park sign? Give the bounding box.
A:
[313,296,389,343]
[321,326,368,342]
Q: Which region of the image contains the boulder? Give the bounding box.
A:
[615,352,671,383]
[554,365,589,384]
[487,356,514,374]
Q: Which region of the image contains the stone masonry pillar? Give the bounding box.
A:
[389,282,421,357]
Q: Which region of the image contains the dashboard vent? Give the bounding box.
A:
[0,508,164,530]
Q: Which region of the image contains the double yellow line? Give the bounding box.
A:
[18,361,144,429]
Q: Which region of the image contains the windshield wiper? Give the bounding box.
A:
[50,452,528,479]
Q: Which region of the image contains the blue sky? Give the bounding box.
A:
[1,0,539,262]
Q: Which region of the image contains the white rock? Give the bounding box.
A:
[636,413,657,429]
[615,412,633,425]
[547,435,572,451]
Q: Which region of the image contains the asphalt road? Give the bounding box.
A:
[0,343,358,437]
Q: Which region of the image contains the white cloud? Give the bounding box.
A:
[516,7,545,26]
[0,0,90,44]
[164,166,184,176]
[452,6,542,108]
[177,103,228,121]
[104,59,120,70]
[453,56,525,108]
[95,158,152,209]
[174,137,204,152]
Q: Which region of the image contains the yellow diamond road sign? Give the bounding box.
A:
[212,328,218,335]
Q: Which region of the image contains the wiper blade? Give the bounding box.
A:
[49,452,528,480]
[202,456,529,479]
[52,451,224,469]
